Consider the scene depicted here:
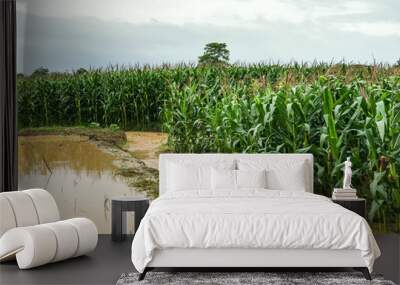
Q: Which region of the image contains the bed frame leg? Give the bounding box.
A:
[354,267,371,280]
[138,268,148,281]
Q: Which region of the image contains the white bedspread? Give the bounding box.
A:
[131,190,380,272]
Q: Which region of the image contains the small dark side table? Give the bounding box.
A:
[112,197,149,242]
[332,198,366,218]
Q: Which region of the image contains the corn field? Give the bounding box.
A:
[17,66,171,129]
[18,63,399,129]
[17,63,400,231]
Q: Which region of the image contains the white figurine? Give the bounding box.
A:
[343,157,352,190]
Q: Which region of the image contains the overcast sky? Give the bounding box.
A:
[17,0,400,74]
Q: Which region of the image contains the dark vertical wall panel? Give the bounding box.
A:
[0,0,17,192]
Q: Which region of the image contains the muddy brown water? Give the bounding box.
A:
[18,135,149,234]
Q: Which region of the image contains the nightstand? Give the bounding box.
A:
[332,198,366,218]
[111,197,149,242]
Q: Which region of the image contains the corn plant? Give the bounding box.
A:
[163,72,400,232]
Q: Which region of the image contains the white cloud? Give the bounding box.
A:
[18,0,376,27]
[336,21,400,37]
[16,0,400,72]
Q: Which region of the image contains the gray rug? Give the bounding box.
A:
[116,272,396,285]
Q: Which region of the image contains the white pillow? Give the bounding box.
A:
[166,159,236,192]
[211,168,236,190]
[211,168,268,190]
[238,159,307,191]
[167,162,211,191]
[236,169,267,189]
[266,166,306,191]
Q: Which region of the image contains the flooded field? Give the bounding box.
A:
[18,134,151,234]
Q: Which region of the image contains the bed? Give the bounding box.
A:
[131,154,380,280]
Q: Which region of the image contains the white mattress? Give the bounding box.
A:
[131,190,380,273]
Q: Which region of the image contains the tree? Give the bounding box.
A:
[395,58,400,67]
[198,42,230,66]
[31,67,49,77]
[75,68,88,75]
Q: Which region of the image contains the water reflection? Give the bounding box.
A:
[19,135,116,176]
[18,135,144,234]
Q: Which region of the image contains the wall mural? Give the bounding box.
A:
[17,0,400,233]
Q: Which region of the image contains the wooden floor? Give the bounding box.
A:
[0,234,398,285]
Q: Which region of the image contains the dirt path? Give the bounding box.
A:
[124,132,168,169]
